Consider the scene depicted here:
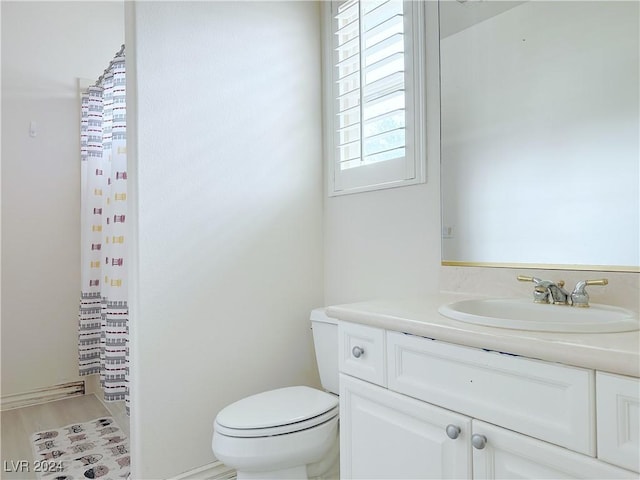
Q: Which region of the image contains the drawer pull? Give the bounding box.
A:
[471,434,487,450]
[352,346,365,358]
[445,424,461,440]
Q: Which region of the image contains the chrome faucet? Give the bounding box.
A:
[548,281,570,305]
[518,275,608,307]
[517,275,569,304]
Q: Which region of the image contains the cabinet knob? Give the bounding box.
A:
[352,346,365,358]
[445,424,461,440]
[471,434,487,450]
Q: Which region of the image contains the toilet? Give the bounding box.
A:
[212,309,339,479]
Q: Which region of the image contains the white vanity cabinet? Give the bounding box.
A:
[338,321,639,479]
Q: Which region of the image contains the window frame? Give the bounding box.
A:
[323,0,427,196]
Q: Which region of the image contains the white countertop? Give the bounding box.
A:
[326,293,640,378]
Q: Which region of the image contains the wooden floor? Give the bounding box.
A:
[1,394,129,479]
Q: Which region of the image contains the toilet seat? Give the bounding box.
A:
[215,386,339,438]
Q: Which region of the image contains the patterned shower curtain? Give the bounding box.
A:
[78,46,129,412]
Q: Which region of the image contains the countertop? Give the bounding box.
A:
[326,293,640,378]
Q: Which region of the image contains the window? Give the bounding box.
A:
[324,0,426,196]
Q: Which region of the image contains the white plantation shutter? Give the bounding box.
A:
[327,0,426,195]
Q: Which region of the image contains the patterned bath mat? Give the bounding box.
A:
[31,417,130,479]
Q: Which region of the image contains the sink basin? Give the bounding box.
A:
[438,298,639,333]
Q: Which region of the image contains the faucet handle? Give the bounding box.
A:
[517,275,560,286]
[533,285,550,304]
[571,278,608,308]
[517,276,551,303]
[517,275,539,283]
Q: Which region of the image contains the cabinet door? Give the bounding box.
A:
[596,372,640,472]
[340,373,471,479]
[472,420,637,479]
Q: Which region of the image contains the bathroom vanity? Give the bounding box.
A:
[327,296,640,479]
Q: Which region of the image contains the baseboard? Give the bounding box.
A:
[170,461,236,480]
[1,381,85,411]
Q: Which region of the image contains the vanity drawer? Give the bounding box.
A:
[339,322,386,387]
[596,372,640,472]
[387,331,595,455]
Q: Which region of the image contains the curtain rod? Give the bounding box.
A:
[92,44,126,88]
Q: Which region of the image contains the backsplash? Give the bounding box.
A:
[440,266,640,312]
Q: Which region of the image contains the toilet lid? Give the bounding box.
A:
[215,386,338,437]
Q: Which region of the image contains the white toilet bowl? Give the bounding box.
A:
[212,386,339,479]
[212,310,340,479]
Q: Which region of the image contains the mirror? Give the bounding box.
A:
[439,0,639,272]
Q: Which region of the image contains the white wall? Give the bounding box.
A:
[1,1,124,397]
[125,2,324,477]
[324,2,443,305]
[2,96,84,395]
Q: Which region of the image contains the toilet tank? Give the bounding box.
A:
[310,308,339,395]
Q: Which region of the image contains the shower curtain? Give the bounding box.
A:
[78,45,129,412]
